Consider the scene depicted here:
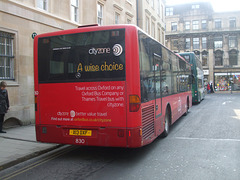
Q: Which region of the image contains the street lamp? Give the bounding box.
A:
[230,74,233,94]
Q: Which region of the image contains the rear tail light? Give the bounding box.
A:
[35,96,37,111]
[129,95,141,112]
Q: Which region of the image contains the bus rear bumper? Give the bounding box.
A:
[36,125,142,148]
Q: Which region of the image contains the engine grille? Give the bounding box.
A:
[142,105,154,139]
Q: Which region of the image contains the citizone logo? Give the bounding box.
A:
[112,44,123,56]
[88,44,123,56]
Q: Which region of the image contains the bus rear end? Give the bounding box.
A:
[34,26,139,147]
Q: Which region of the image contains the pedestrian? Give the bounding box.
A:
[207,83,210,94]
[0,81,9,133]
[210,83,214,93]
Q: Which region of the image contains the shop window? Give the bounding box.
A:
[229,49,238,66]
[215,73,230,91]
[214,50,223,66]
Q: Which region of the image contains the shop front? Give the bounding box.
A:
[214,72,240,91]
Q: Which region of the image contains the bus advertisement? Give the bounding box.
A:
[178,52,204,103]
[34,25,192,148]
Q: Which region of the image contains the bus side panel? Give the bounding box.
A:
[124,26,142,147]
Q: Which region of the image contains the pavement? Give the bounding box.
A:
[0,125,61,171]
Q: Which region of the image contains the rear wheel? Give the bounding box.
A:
[183,99,189,116]
[162,109,170,137]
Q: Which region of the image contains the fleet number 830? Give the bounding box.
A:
[75,138,85,144]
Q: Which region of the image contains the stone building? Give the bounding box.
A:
[165,2,240,91]
[0,0,137,126]
[137,0,166,44]
[0,0,166,126]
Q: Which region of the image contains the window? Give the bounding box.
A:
[158,28,161,42]
[38,29,126,83]
[185,38,191,49]
[192,4,200,9]
[229,36,237,48]
[146,17,150,34]
[202,20,207,29]
[193,21,199,30]
[215,50,223,66]
[37,0,48,10]
[151,0,154,8]
[194,50,200,60]
[229,50,238,66]
[0,31,14,80]
[202,51,208,66]
[215,19,222,29]
[193,38,200,49]
[214,36,223,49]
[71,0,78,22]
[97,3,103,25]
[172,39,178,50]
[161,5,164,21]
[229,18,236,28]
[157,0,160,16]
[202,37,207,49]
[185,21,190,30]
[162,32,164,45]
[171,22,177,31]
[115,12,120,24]
[152,22,155,38]
[166,7,173,16]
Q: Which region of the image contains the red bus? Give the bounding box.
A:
[34,25,192,148]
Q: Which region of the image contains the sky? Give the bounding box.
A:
[166,0,240,12]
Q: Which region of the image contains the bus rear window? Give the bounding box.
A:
[38,29,125,83]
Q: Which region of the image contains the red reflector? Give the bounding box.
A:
[35,96,37,111]
[129,130,131,137]
[118,129,124,137]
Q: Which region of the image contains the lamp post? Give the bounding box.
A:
[230,73,233,94]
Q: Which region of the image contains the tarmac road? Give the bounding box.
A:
[0,93,240,180]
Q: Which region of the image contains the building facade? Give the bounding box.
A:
[0,0,137,126]
[165,2,240,91]
[137,0,166,44]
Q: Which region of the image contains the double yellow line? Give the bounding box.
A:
[0,145,77,180]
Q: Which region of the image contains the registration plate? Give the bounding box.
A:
[69,129,92,136]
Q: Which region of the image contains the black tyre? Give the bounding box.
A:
[162,109,170,137]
